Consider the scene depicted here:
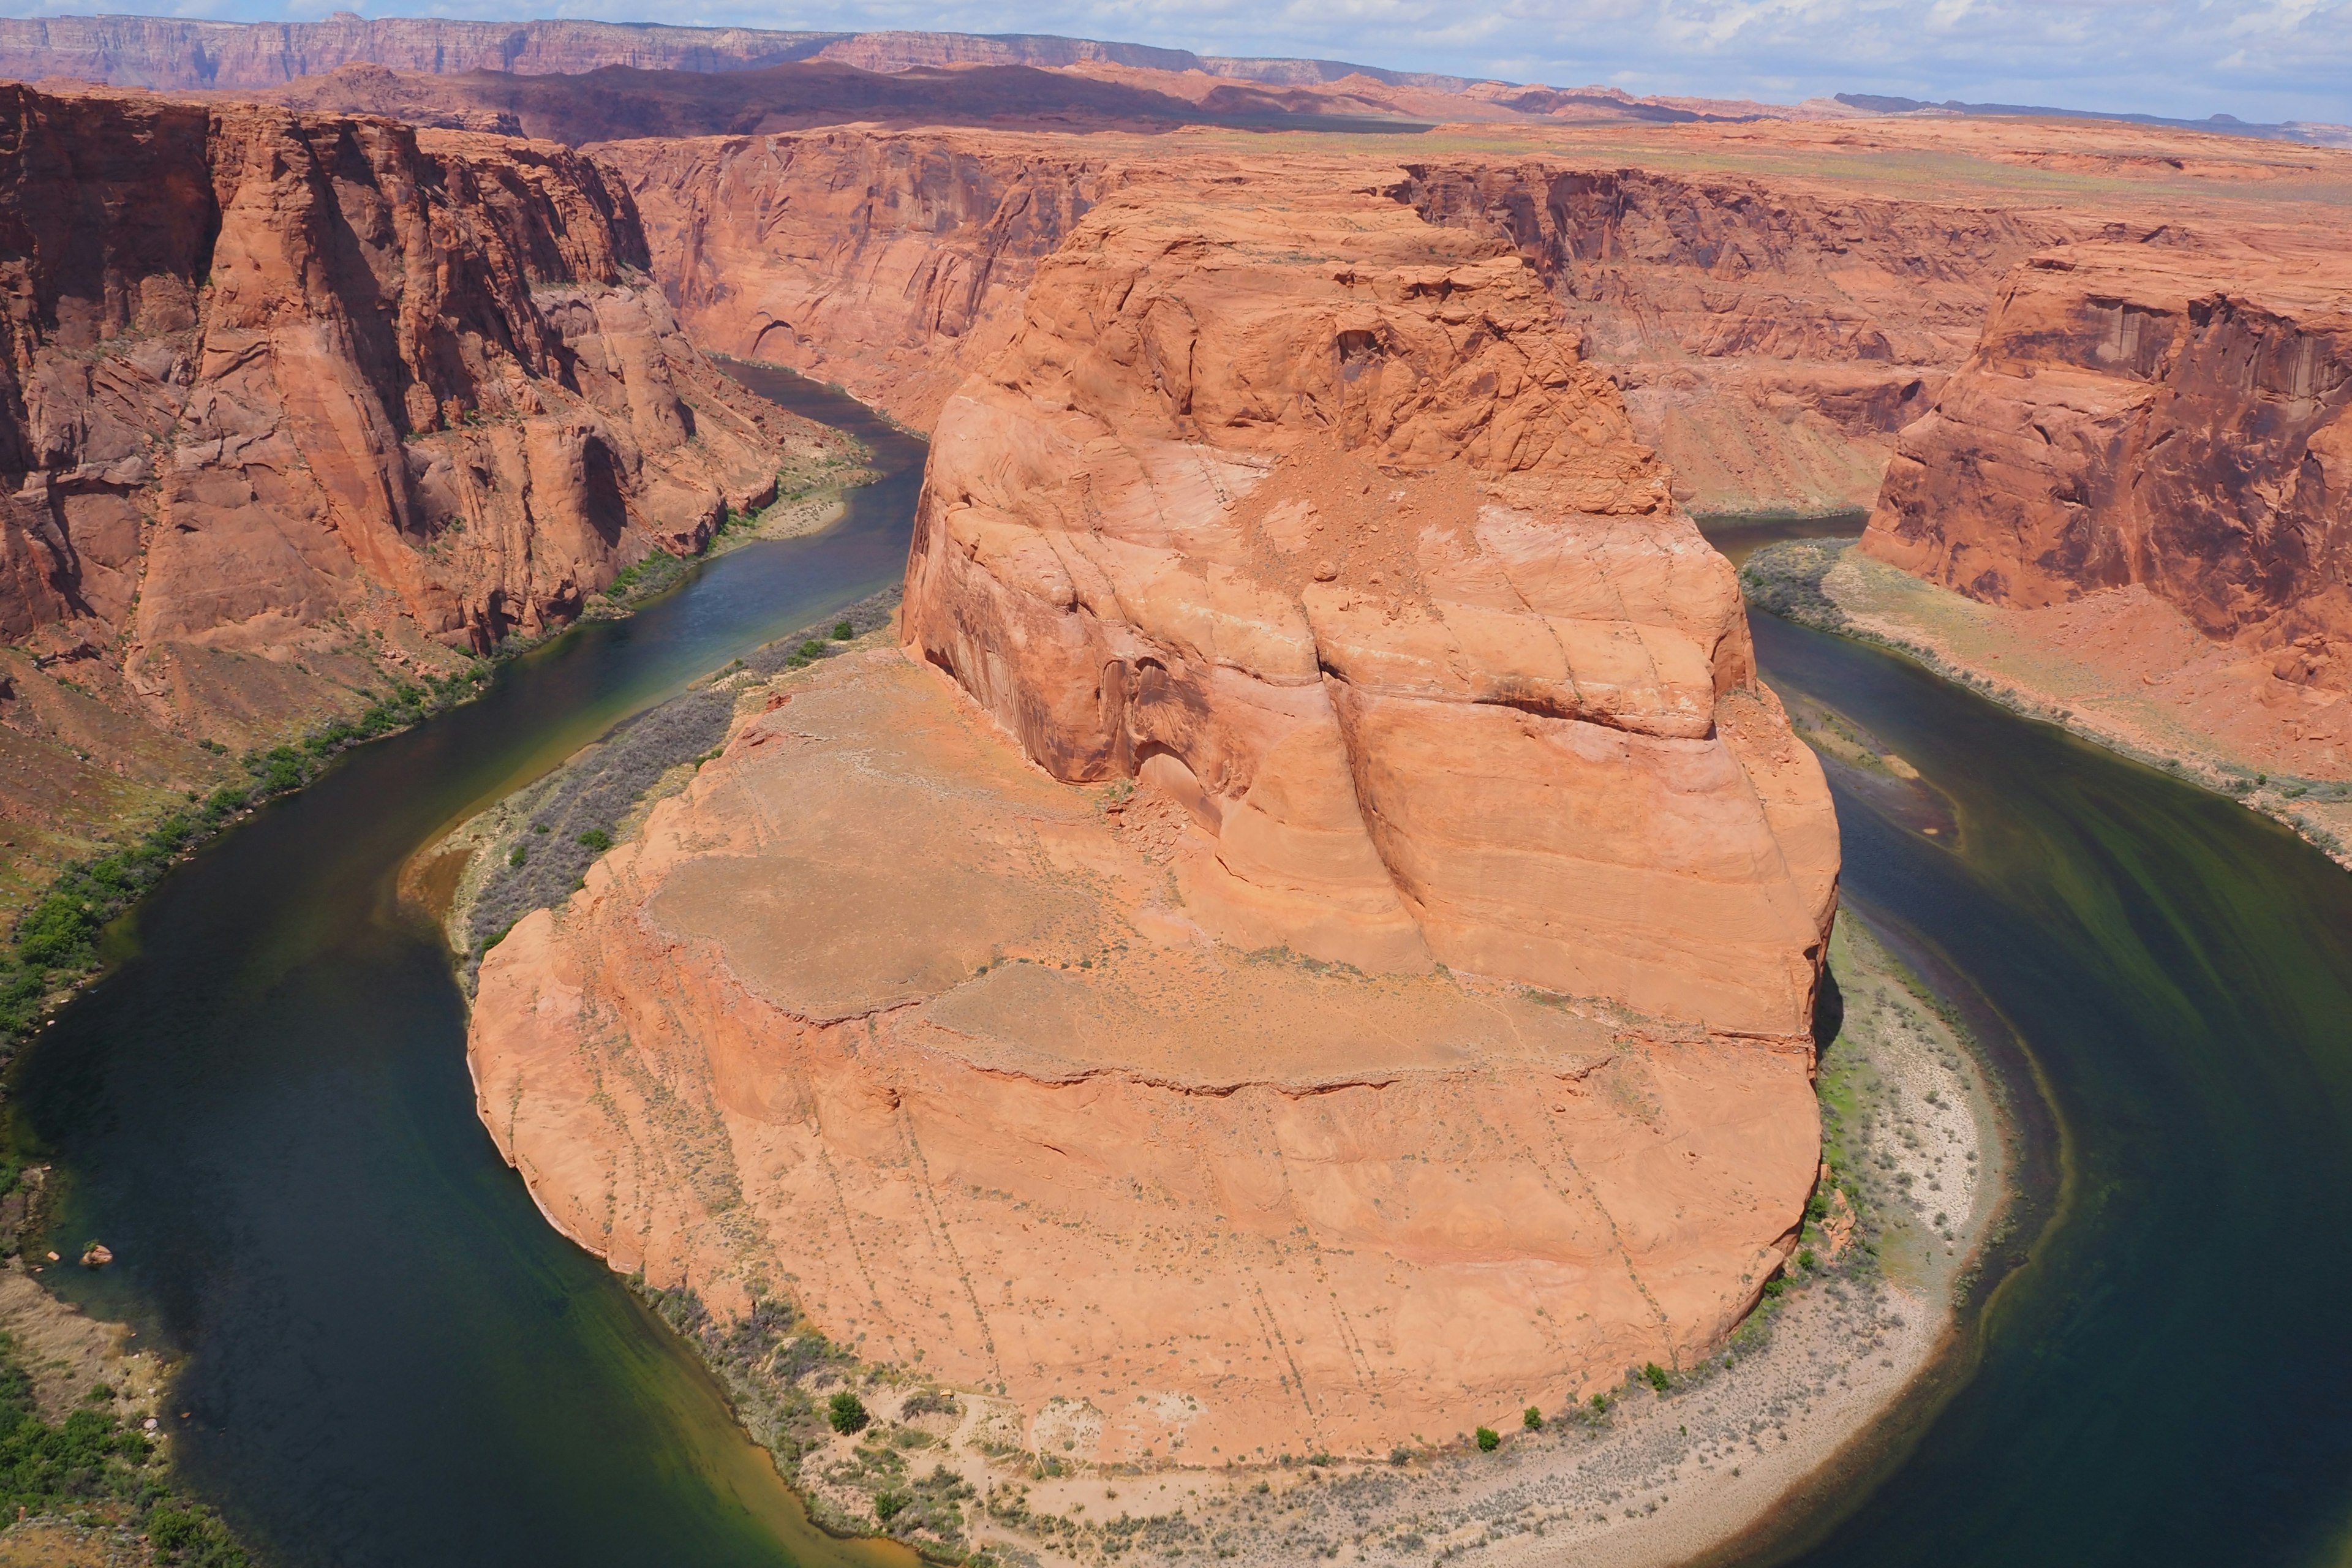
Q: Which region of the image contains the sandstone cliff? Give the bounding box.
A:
[1864,235,2352,690]
[902,165,1840,1031]
[605,126,2084,516]
[603,130,1116,430]
[470,159,1838,1463]
[0,83,835,903]
[1395,161,2074,513]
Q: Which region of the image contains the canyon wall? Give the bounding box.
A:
[603,131,1117,429]
[606,130,2073,514]
[1863,236,2352,684]
[0,82,834,894]
[0,83,816,663]
[1394,162,2074,513]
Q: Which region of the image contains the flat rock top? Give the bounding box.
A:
[643,649,1619,1087]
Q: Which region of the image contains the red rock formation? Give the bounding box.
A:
[0,81,824,673]
[472,650,1824,1461]
[604,130,1115,429]
[901,160,1839,1035]
[1395,161,2073,511]
[469,154,1838,1463]
[1863,235,2352,683]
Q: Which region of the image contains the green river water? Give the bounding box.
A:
[3,454,2349,1566]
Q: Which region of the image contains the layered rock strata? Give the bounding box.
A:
[901,170,1839,1031]
[472,167,1839,1460]
[605,127,2086,514]
[1864,236,2352,687]
[0,82,839,906]
[1395,162,2075,513]
[603,130,1114,429]
[0,84,820,663]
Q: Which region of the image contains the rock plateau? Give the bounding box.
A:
[470,162,1840,1461]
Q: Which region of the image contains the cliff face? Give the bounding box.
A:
[903,164,1840,1033]
[603,130,1115,429]
[0,83,835,903]
[608,130,2073,512]
[0,84,815,663]
[1863,239,2352,684]
[1394,162,2073,513]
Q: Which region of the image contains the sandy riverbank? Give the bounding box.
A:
[1746,540,2352,871]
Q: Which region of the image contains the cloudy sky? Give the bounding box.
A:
[13,0,2349,124]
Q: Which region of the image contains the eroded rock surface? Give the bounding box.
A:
[1864,235,2352,690]
[471,165,1838,1461]
[902,168,1839,1035]
[1395,161,2073,513]
[0,83,818,663]
[473,652,1822,1460]
[603,130,1115,429]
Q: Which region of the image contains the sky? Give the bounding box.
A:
[7,0,2348,124]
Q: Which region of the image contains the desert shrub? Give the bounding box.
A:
[1474,1427,1500,1452]
[829,1390,871,1434]
[1522,1406,1543,1431]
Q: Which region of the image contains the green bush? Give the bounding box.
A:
[828,1390,870,1434]
[832,621,855,641]
[508,845,527,869]
[1474,1426,1500,1453]
[1521,1405,1543,1431]
[576,829,613,853]
[874,1490,908,1521]
[797,639,827,659]
[1642,1362,1672,1393]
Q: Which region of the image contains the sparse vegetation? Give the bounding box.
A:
[0,1330,248,1566]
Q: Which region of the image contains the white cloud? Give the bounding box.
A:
[6,0,2343,121]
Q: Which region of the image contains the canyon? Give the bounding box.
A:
[1863,235,2352,698]
[0,20,2346,1561]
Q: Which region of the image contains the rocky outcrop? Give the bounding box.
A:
[0,81,841,907]
[0,83,826,668]
[469,160,1838,1462]
[1863,236,2352,685]
[1392,162,2075,512]
[904,167,1839,1033]
[603,130,1116,429]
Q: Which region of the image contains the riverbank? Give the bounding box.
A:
[1744,539,2352,870]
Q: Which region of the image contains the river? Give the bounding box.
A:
[7,449,2351,1566]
